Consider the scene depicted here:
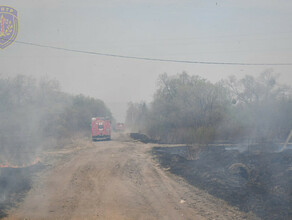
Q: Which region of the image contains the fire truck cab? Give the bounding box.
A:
[91,117,111,141]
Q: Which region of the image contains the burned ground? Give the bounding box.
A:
[153,146,292,220]
[0,163,45,218]
[130,133,157,144]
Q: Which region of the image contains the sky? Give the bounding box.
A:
[1,0,292,121]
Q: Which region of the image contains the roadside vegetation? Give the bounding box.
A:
[126,70,292,146]
[0,75,112,164]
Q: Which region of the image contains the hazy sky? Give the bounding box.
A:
[1,0,292,120]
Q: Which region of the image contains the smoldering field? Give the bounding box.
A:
[127,70,292,219]
[152,145,292,220]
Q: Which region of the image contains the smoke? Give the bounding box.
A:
[126,70,292,147]
[0,194,5,203]
[0,74,113,215]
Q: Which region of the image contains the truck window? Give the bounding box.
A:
[98,124,104,129]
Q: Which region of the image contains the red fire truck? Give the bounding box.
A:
[115,122,125,132]
[91,117,111,141]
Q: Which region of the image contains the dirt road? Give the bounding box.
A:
[6,134,258,220]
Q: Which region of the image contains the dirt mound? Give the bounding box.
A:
[153,146,292,220]
[0,162,45,218]
[130,133,157,143]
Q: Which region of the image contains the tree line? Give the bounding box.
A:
[0,75,112,163]
[126,70,292,145]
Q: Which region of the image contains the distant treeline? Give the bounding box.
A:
[126,71,292,145]
[0,75,112,163]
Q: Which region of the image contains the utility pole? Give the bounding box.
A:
[280,130,292,152]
